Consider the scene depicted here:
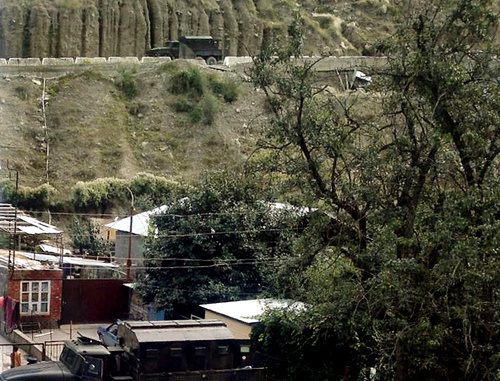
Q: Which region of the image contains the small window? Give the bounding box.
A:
[146,349,159,359]
[195,347,207,356]
[170,348,182,357]
[240,345,250,354]
[218,346,229,355]
[20,280,51,316]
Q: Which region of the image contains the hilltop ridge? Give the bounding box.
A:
[0,0,395,58]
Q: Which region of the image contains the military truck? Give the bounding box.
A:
[146,36,223,65]
[0,320,264,381]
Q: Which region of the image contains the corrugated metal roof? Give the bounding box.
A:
[201,299,306,324]
[105,205,169,236]
[0,249,57,270]
[20,252,118,268]
[0,203,61,235]
[132,326,234,343]
[125,319,225,330]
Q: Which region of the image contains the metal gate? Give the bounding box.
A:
[61,279,129,324]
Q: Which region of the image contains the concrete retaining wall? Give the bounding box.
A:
[8,58,42,65]
[223,56,253,67]
[0,56,388,72]
[141,56,172,63]
[42,57,75,65]
[75,57,108,64]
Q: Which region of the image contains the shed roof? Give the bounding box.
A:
[129,325,234,343]
[0,249,57,270]
[201,299,306,325]
[106,199,312,237]
[20,252,118,268]
[0,203,61,235]
[105,205,169,236]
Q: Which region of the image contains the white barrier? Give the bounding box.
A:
[0,55,388,71]
[75,57,108,64]
[141,56,172,63]
[41,57,75,65]
[223,56,253,67]
[8,58,42,65]
[108,56,140,64]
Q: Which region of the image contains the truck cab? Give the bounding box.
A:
[0,336,128,381]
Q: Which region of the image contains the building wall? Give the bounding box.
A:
[114,231,144,268]
[7,268,63,328]
[204,311,253,340]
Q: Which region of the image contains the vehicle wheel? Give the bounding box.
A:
[206,56,217,65]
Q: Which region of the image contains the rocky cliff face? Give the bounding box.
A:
[0,0,274,58]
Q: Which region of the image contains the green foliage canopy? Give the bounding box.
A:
[136,173,302,318]
[249,2,500,380]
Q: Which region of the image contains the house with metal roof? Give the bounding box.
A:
[104,204,170,274]
[200,299,306,339]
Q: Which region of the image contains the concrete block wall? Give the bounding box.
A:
[0,55,388,72]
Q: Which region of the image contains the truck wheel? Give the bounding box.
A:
[206,56,217,65]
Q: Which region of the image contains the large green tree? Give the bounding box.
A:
[136,173,302,318]
[249,2,500,380]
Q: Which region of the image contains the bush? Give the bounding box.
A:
[0,180,56,210]
[200,94,218,125]
[170,69,204,98]
[175,96,194,113]
[69,173,189,213]
[209,76,239,103]
[14,86,28,100]
[188,105,202,123]
[119,71,138,99]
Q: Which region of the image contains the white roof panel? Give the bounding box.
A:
[105,205,169,236]
[20,252,118,268]
[18,215,62,234]
[201,299,306,324]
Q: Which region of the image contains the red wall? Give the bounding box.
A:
[60,279,129,324]
[7,268,63,328]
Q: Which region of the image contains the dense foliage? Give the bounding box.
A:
[249,2,500,380]
[70,216,113,257]
[136,173,302,318]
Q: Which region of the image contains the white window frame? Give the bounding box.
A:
[20,280,51,315]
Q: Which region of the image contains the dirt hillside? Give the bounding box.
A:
[0,0,395,58]
[0,61,268,191]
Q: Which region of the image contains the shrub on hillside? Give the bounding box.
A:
[200,94,218,125]
[119,70,138,99]
[209,75,239,103]
[0,180,56,211]
[169,68,204,97]
[69,173,189,213]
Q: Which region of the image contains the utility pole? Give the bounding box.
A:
[126,187,135,280]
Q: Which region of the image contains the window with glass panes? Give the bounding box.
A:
[20,281,50,315]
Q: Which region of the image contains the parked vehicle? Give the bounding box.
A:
[97,320,122,347]
[146,36,223,65]
[0,320,265,381]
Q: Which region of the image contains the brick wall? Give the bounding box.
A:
[7,268,63,328]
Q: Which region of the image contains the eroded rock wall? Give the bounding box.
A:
[0,0,272,58]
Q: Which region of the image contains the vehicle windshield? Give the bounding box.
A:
[60,346,80,372]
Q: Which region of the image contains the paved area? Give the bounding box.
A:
[0,322,106,371]
[0,334,29,373]
[33,323,102,342]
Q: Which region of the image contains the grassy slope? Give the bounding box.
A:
[0,62,266,193]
